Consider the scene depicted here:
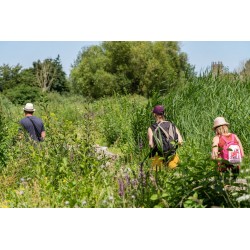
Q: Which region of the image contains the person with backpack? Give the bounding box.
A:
[19,103,46,142]
[211,117,244,178]
[147,105,183,170]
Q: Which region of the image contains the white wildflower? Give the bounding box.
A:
[236,194,250,202]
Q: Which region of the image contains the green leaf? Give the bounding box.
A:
[150,194,159,201]
[154,205,163,208]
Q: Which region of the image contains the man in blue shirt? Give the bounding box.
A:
[19,103,46,142]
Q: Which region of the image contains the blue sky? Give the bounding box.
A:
[181,41,250,74]
[0,41,250,76]
[0,41,100,76]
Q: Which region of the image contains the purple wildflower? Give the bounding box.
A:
[139,140,143,151]
[125,174,131,186]
[118,178,125,196]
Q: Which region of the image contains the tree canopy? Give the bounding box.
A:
[0,56,68,104]
[70,41,195,98]
[33,55,68,93]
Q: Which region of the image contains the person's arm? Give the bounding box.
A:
[41,130,46,140]
[148,127,154,148]
[211,136,219,159]
[175,127,183,146]
[40,122,46,140]
[235,135,244,158]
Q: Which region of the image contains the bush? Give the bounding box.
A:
[4,84,42,105]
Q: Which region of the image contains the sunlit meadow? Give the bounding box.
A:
[0,74,250,207]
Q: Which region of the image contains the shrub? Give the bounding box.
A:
[4,84,42,105]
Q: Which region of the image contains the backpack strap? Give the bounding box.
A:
[157,122,170,140]
[27,117,41,141]
[220,134,235,144]
[220,135,227,143]
[231,133,236,142]
[158,121,177,140]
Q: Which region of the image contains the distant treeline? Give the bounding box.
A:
[1,41,250,103]
[0,55,68,104]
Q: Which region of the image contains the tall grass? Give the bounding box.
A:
[89,74,250,207]
[1,74,250,208]
[162,74,250,153]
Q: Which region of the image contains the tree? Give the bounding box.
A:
[70,45,117,97]
[0,64,37,91]
[102,41,133,93]
[4,84,41,105]
[70,41,195,98]
[50,56,69,93]
[33,59,57,92]
[0,64,23,91]
[19,68,37,86]
[33,55,68,93]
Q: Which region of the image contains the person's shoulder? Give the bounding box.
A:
[232,133,240,140]
[151,122,158,127]
[223,133,234,139]
[230,132,237,136]
[213,135,220,142]
[163,120,175,125]
[162,120,176,128]
[32,116,43,121]
[20,117,28,123]
[150,123,158,130]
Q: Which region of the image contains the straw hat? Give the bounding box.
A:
[213,117,229,129]
[23,103,35,112]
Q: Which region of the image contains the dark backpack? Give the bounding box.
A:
[151,121,178,158]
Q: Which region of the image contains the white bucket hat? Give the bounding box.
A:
[213,117,229,130]
[23,103,35,112]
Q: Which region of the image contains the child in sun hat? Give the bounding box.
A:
[147,105,183,170]
[211,116,244,178]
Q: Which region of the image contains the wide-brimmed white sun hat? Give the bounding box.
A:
[23,103,35,112]
[213,117,229,129]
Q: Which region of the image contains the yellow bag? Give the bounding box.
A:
[167,154,180,169]
[150,154,180,171]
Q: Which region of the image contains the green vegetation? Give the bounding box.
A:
[0,71,250,207]
[1,41,250,207]
[4,84,42,105]
[70,41,195,98]
[0,55,68,104]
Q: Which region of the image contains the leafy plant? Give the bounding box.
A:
[4,84,42,105]
[0,73,250,208]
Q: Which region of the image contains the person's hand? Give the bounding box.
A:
[17,133,24,140]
